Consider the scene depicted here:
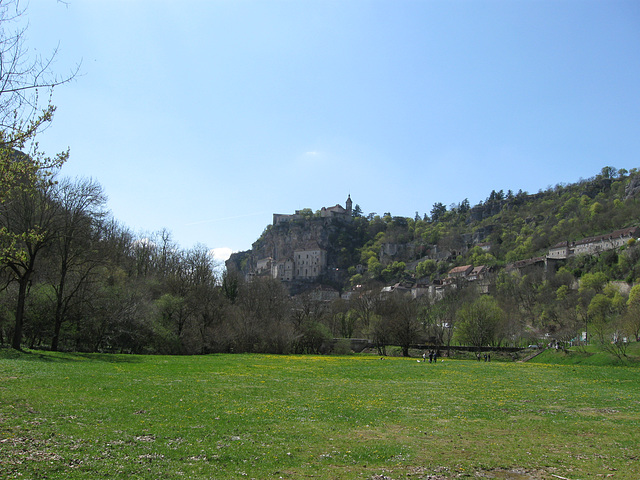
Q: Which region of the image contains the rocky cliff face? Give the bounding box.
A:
[226,217,353,277]
[625,175,640,199]
[469,202,505,222]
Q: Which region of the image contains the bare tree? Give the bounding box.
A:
[379,292,420,357]
[0,0,79,137]
[290,292,331,354]
[46,177,107,351]
[234,277,293,353]
[350,286,381,330]
[0,0,75,232]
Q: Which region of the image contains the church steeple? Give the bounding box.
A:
[346,194,352,215]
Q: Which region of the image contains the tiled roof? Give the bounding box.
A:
[449,265,472,274]
[575,227,639,246]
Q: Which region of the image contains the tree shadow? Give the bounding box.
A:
[0,347,144,363]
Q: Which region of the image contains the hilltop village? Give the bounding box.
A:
[226,196,354,294]
[226,183,640,301]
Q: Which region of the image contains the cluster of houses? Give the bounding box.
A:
[338,264,490,302]
[501,226,640,273]
[256,243,328,282]
[546,227,639,259]
[445,227,640,286]
[342,226,639,302]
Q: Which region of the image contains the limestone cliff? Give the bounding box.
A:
[226,216,357,286]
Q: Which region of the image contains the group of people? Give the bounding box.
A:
[422,350,438,363]
[476,353,491,362]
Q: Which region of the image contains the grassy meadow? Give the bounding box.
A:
[1,350,639,480]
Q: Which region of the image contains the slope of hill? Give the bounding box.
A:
[227,166,640,292]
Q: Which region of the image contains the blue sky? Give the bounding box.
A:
[25,0,640,261]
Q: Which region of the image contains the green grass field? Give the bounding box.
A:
[1,350,639,480]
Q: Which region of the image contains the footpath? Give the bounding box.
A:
[519,348,547,362]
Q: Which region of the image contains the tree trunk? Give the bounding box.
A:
[51,305,64,351]
[51,270,67,352]
[11,275,30,350]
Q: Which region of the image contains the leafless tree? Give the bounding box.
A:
[0,0,79,139]
[46,177,107,350]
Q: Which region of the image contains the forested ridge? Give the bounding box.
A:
[2,1,640,357]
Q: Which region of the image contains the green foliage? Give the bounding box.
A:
[628,284,640,306]
[297,207,315,219]
[5,147,640,356]
[416,258,436,278]
[352,203,363,217]
[380,261,406,282]
[579,271,608,294]
[455,295,505,347]
[430,202,447,222]
[468,247,497,267]
[348,272,363,287]
[556,284,570,301]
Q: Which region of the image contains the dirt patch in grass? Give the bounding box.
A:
[576,407,620,416]
[476,469,555,479]
[369,467,561,479]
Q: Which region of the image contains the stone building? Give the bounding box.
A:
[547,227,639,260]
[320,195,352,218]
[294,243,327,280]
[548,241,571,259]
[266,245,328,282]
[573,227,639,256]
[272,259,294,282]
[273,195,353,225]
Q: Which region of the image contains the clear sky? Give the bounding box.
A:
[24,0,640,261]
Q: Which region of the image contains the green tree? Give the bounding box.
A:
[624,284,640,341]
[381,261,406,282]
[1,180,62,349]
[367,256,383,279]
[600,166,618,179]
[416,258,437,278]
[587,293,613,343]
[0,0,76,349]
[352,204,363,218]
[456,296,504,347]
[430,202,447,222]
[579,272,608,295]
[154,293,185,353]
[297,208,314,219]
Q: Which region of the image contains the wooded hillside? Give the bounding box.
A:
[3,159,640,356]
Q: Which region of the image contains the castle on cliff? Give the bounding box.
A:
[251,195,354,282]
[272,195,352,226]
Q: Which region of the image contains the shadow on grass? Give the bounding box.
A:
[0,346,144,364]
[529,346,640,367]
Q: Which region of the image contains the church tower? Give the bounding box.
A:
[346,194,352,215]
